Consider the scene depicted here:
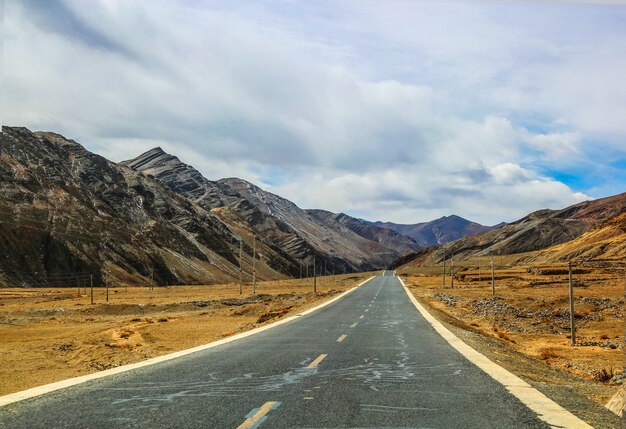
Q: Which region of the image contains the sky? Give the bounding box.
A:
[3,0,626,225]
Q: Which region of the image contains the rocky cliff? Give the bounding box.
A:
[0,127,276,287]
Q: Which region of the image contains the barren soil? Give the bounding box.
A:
[399,262,624,416]
[0,274,372,396]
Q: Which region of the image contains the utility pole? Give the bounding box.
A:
[252,236,256,295]
[450,255,455,288]
[77,277,80,297]
[313,256,317,294]
[299,262,302,279]
[568,261,576,345]
[239,239,243,295]
[442,255,446,288]
[478,258,481,283]
[491,256,495,296]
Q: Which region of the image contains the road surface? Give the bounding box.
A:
[0,272,551,428]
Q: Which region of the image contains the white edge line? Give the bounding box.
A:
[0,276,376,407]
[396,275,593,429]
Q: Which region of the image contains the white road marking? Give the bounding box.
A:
[359,315,364,319]
[0,277,376,408]
[337,334,347,342]
[397,275,593,429]
[350,322,358,328]
[361,403,436,411]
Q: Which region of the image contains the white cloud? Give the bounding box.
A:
[4,0,621,225]
[524,132,581,161]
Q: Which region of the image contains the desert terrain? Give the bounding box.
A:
[398,259,624,410]
[0,273,372,396]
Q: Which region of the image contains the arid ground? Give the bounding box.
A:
[399,260,624,411]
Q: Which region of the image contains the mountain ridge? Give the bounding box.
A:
[392,191,626,269]
[371,214,498,247]
[122,146,421,274]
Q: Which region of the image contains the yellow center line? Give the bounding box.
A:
[236,401,280,429]
[307,353,328,368]
[336,334,347,342]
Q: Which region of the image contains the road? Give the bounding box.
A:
[1,272,551,428]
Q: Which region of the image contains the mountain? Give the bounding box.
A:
[393,192,626,267]
[122,148,415,273]
[0,126,275,287]
[528,211,626,263]
[306,210,421,255]
[372,215,497,247]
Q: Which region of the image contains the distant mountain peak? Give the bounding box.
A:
[371,214,496,247]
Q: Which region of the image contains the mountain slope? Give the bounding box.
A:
[373,215,496,246]
[123,148,413,272]
[0,127,278,287]
[306,210,421,255]
[394,192,626,267]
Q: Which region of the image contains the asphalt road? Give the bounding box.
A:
[0,272,551,428]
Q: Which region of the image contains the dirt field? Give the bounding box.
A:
[398,262,624,410]
[0,273,373,396]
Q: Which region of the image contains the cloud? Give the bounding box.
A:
[4,0,622,225]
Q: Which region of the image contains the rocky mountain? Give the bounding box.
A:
[527,211,626,263]
[392,192,626,267]
[122,148,416,273]
[372,215,497,247]
[0,126,283,287]
[306,210,421,255]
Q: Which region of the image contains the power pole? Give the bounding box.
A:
[451,255,455,288]
[478,258,481,282]
[299,262,302,279]
[252,236,256,295]
[239,239,243,295]
[313,256,317,294]
[491,256,495,296]
[568,261,576,345]
[442,255,446,287]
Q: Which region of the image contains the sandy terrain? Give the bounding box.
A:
[398,262,624,410]
[0,273,373,396]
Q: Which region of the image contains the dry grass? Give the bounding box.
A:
[0,272,374,396]
[399,262,624,406]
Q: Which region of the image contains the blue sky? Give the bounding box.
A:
[4,1,626,224]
